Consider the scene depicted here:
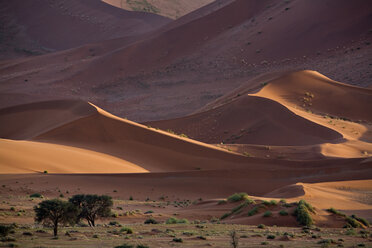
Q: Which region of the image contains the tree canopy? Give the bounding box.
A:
[69,194,113,227]
[34,199,78,236]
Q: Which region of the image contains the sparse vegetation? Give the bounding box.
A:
[294,200,314,226]
[279,210,288,216]
[227,192,249,202]
[263,211,272,217]
[120,227,133,234]
[0,225,14,237]
[69,194,113,227]
[172,237,183,243]
[34,199,78,236]
[230,230,239,248]
[144,218,158,224]
[165,217,189,224]
[29,193,43,198]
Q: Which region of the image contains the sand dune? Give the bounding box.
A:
[0,1,371,120]
[254,71,372,123]
[146,95,342,146]
[103,0,214,19]
[0,0,170,59]
[0,99,96,140]
[0,139,146,174]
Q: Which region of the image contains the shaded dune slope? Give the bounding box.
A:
[0,0,170,59]
[146,95,342,146]
[0,100,96,140]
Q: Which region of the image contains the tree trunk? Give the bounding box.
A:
[91,219,95,227]
[53,224,58,236]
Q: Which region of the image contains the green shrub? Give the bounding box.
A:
[261,241,268,245]
[248,206,259,216]
[221,212,230,219]
[346,216,362,228]
[232,199,255,214]
[197,235,206,240]
[114,244,134,248]
[263,211,272,217]
[326,208,346,217]
[172,237,183,243]
[294,200,314,226]
[144,218,158,224]
[165,217,188,224]
[345,228,356,235]
[109,221,120,226]
[269,200,277,206]
[227,193,248,202]
[257,224,266,229]
[120,227,133,234]
[144,210,153,214]
[267,234,275,239]
[136,245,149,248]
[351,215,370,227]
[279,210,288,216]
[279,199,287,204]
[29,193,43,198]
[0,225,14,237]
[43,170,48,174]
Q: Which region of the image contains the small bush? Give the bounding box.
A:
[327,208,346,217]
[144,218,158,224]
[144,210,153,214]
[29,193,43,198]
[294,200,314,226]
[109,221,120,226]
[232,199,255,213]
[346,216,362,228]
[197,235,207,240]
[136,245,149,248]
[43,170,48,174]
[248,206,259,216]
[172,237,183,243]
[221,212,230,219]
[267,234,276,239]
[114,244,133,248]
[263,211,272,217]
[269,200,277,206]
[166,217,188,224]
[120,227,133,234]
[279,199,287,204]
[22,232,33,236]
[351,215,370,227]
[0,225,14,237]
[257,224,266,229]
[279,210,288,216]
[227,192,248,202]
[261,241,268,245]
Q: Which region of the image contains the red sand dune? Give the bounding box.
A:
[146,95,342,146]
[146,70,371,146]
[1,0,370,120]
[0,0,170,59]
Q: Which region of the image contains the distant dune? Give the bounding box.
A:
[0,0,170,59]
[0,0,370,120]
[102,0,214,19]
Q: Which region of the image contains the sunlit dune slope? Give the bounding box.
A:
[0,139,147,174]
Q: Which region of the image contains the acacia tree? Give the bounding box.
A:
[34,199,78,236]
[69,194,113,227]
